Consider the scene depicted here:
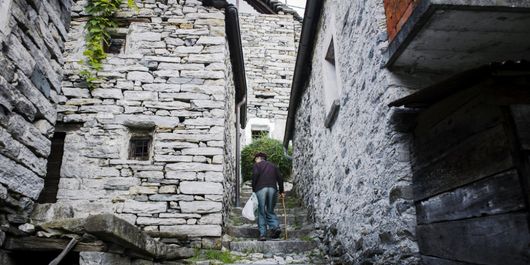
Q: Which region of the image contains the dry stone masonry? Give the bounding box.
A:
[240,13,300,143]
[52,0,236,248]
[0,0,71,236]
[289,0,439,264]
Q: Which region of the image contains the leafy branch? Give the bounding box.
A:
[80,0,138,90]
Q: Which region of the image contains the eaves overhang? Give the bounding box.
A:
[385,0,530,73]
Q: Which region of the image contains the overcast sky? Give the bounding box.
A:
[227,0,306,17]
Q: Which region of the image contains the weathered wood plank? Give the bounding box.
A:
[415,83,484,134]
[416,170,526,224]
[414,96,504,167]
[413,124,514,201]
[3,236,107,252]
[484,85,530,106]
[422,255,476,265]
[510,105,530,150]
[417,213,530,265]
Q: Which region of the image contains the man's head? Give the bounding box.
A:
[254,152,267,163]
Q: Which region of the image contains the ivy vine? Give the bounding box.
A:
[80,0,138,90]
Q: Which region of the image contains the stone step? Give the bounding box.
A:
[231,207,307,216]
[227,240,317,254]
[226,224,313,238]
[229,213,309,226]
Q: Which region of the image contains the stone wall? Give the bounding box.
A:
[239,13,300,144]
[291,1,446,264]
[0,0,70,235]
[51,0,234,247]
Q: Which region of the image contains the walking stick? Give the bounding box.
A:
[281,195,288,240]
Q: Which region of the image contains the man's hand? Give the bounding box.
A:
[279,193,285,198]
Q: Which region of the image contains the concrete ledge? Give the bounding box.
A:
[386,0,530,72]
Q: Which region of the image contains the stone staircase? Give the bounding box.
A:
[220,183,327,264]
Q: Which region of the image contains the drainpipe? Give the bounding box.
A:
[235,98,246,207]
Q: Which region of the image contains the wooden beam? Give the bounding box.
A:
[416,169,525,224]
[413,124,514,201]
[417,213,530,265]
[414,95,504,168]
[422,255,477,265]
[3,237,107,252]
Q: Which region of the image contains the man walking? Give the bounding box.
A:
[252,152,284,241]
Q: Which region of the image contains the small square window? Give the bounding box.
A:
[104,33,126,54]
[252,130,268,140]
[129,137,151,160]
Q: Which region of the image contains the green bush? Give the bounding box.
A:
[241,136,292,182]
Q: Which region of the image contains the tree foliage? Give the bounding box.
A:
[241,136,292,182]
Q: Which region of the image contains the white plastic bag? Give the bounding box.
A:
[242,193,258,221]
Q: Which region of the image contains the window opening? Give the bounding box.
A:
[129,137,151,160]
[104,32,126,54]
[38,132,66,203]
[252,130,269,140]
[322,37,341,128]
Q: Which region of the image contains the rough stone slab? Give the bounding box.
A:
[181,70,224,79]
[16,72,56,123]
[183,117,224,126]
[228,240,317,254]
[196,36,225,45]
[127,72,154,83]
[7,115,51,157]
[91,88,124,99]
[142,83,180,92]
[136,217,186,225]
[159,225,222,237]
[122,200,167,214]
[180,181,223,195]
[226,225,314,239]
[187,53,224,63]
[79,252,131,265]
[6,35,35,75]
[0,154,44,199]
[158,63,204,71]
[82,215,193,259]
[179,201,222,213]
[0,73,37,121]
[181,147,223,156]
[0,127,46,176]
[143,101,190,110]
[191,100,224,109]
[166,163,223,172]
[199,213,222,225]
[114,115,180,128]
[62,87,90,98]
[204,172,224,182]
[148,194,194,202]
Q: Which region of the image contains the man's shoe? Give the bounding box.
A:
[271,228,281,239]
[258,236,266,241]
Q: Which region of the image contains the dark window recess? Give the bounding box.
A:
[104,34,126,54]
[38,132,66,204]
[178,116,186,123]
[255,94,275,99]
[325,39,335,65]
[252,130,268,140]
[129,137,151,160]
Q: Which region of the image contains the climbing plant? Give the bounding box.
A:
[80,0,138,90]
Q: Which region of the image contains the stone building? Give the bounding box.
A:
[239,12,301,145]
[0,0,300,263]
[284,0,530,264]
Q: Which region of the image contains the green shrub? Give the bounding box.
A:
[241,136,292,182]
